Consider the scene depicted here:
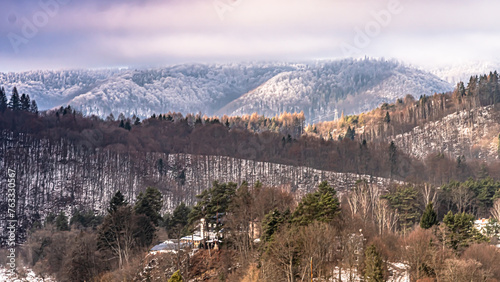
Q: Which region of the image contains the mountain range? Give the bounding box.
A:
[0,59,453,123]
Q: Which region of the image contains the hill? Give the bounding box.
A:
[0,59,452,123]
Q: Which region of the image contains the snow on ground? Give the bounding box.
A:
[0,267,54,282]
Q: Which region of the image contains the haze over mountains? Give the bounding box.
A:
[0,59,453,123]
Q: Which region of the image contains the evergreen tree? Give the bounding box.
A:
[0,87,7,112]
[134,117,141,125]
[8,87,20,110]
[20,93,31,111]
[291,181,340,226]
[166,202,191,238]
[382,185,419,234]
[188,181,237,231]
[124,120,132,131]
[168,270,183,282]
[384,111,391,123]
[55,211,70,231]
[420,202,438,229]
[30,100,38,114]
[364,244,384,282]
[134,187,163,226]
[108,191,127,214]
[345,126,355,140]
[119,120,125,128]
[443,211,488,251]
[261,209,290,242]
[45,213,56,226]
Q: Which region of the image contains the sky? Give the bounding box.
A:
[1,0,500,72]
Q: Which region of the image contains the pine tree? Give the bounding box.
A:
[443,211,488,251]
[291,181,340,225]
[382,185,419,234]
[124,120,132,131]
[108,191,127,214]
[167,203,191,238]
[261,209,290,242]
[188,181,237,231]
[384,111,391,123]
[8,87,20,110]
[56,211,70,231]
[134,187,163,225]
[345,126,355,140]
[0,87,7,112]
[30,100,38,114]
[20,93,31,111]
[364,244,384,282]
[420,202,438,229]
[168,270,183,282]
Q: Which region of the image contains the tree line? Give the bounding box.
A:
[13,179,500,281]
[309,71,500,148]
[0,86,38,114]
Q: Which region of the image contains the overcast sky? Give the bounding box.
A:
[1,0,499,72]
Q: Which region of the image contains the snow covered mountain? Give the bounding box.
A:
[219,59,453,123]
[0,69,119,110]
[427,61,500,85]
[0,59,452,123]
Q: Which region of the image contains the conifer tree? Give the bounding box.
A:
[108,191,127,214]
[291,181,340,225]
[420,202,438,229]
[134,187,163,226]
[124,120,132,131]
[384,111,391,123]
[443,211,488,251]
[364,244,384,282]
[20,93,31,111]
[8,87,20,110]
[30,100,38,114]
[56,211,70,231]
[0,87,7,112]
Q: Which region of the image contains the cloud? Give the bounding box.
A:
[1,0,500,71]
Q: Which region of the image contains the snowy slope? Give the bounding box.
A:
[428,61,500,85]
[0,69,118,110]
[67,63,293,118]
[219,59,453,123]
[0,59,452,123]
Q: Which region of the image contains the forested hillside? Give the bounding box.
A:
[220,59,452,123]
[309,72,500,162]
[1,71,500,281]
[0,59,452,123]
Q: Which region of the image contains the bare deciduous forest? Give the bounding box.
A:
[1,74,500,281]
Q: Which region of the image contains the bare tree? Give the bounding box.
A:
[374,198,399,235]
[98,206,140,269]
[452,184,474,213]
[420,183,438,207]
[491,199,500,221]
[265,227,302,282]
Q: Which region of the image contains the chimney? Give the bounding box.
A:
[200,218,205,239]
